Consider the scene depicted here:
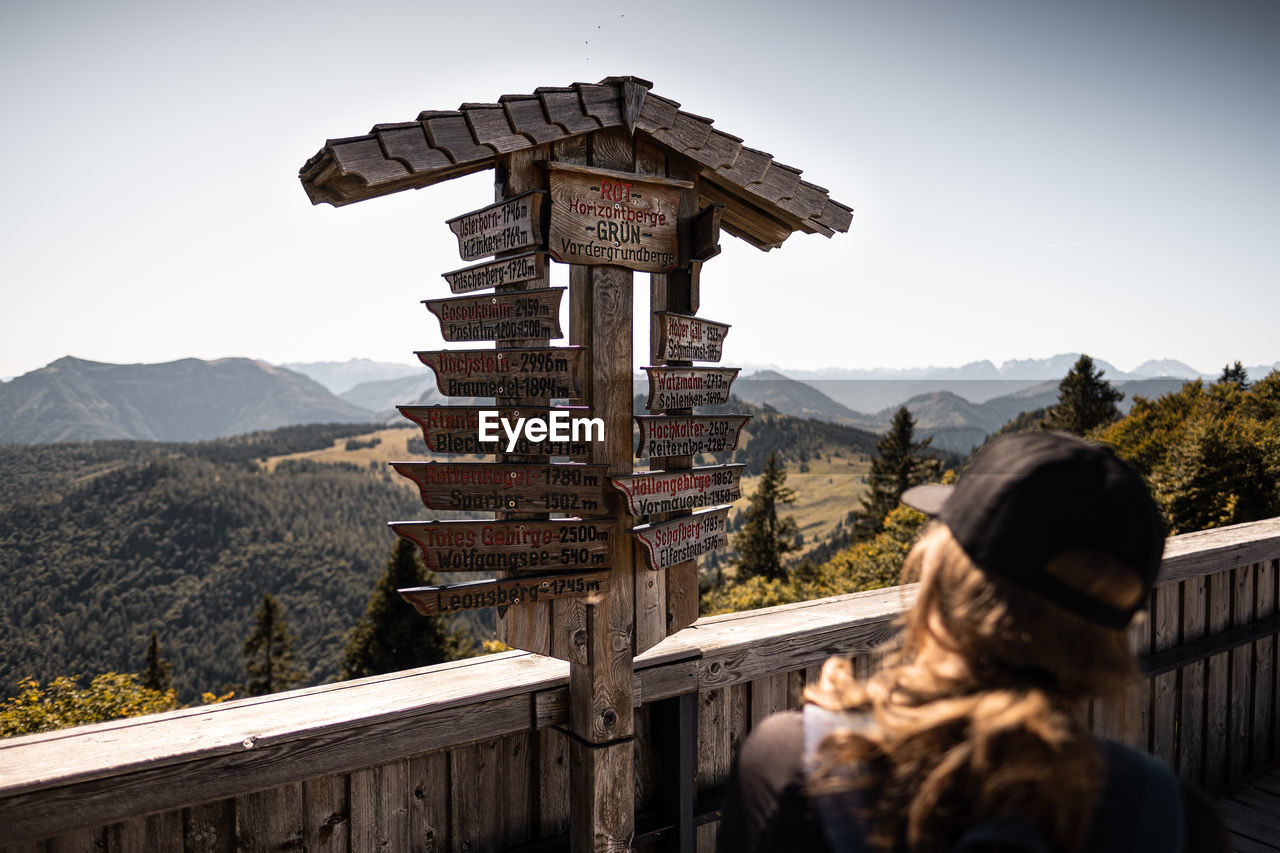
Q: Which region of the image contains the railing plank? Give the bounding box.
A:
[537,729,571,839]
[235,781,302,851]
[1253,561,1277,768]
[407,750,449,852]
[1152,581,1181,769]
[1230,564,1257,783]
[350,760,410,852]
[450,741,499,853]
[1178,576,1208,786]
[1206,568,1234,790]
[1160,517,1280,583]
[302,773,349,853]
[183,799,234,853]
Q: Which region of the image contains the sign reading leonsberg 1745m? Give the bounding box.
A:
[424,288,564,342]
[655,312,730,362]
[635,415,750,459]
[447,192,547,262]
[399,571,610,616]
[632,507,731,572]
[417,347,585,399]
[442,251,546,294]
[610,464,744,517]
[398,406,595,457]
[393,461,611,515]
[643,367,740,411]
[547,163,689,273]
[391,519,614,572]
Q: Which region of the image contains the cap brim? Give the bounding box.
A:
[900,484,953,516]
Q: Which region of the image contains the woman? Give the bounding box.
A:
[718,432,1228,852]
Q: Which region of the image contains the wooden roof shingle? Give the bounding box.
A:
[300,76,852,250]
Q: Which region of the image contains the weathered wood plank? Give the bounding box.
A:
[1253,561,1276,768]
[695,688,730,794]
[502,733,534,849]
[1121,595,1154,752]
[107,812,182,853]
[569,739,633,853]
[1206,568,1234,790]
[183,800,235,853]
[537,729,571,839]
[749,673,789,728]
[46,826,108,853]
[236,781,303,851]
[1160,518,1280,584]
[1152,581,1181,769]
[1179,576,1208,786]
[302,774,349,853]
[350,761,409,853]
[1230,565,1257,783]
[406,750,448,852]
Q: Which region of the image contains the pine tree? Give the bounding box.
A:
[732,451,800,582]
[243,593,305,696]
[1043,354,1123,435]
[342,538,470,679]
[140,630,172,693]
[856,407,939,537]
[1218,361,1250,390]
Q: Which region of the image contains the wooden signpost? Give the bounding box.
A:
[447,191,547,261]
[634,414,751,458]
[416,347,586,399]
[655,312,730,362]
[442,251,547,294]
[547,163,688,273]
[398,405,596,457]
[391,518,614,572]
[631,507,732,572]
[610,464,744,517]
[393,461,611,514]
[400,570,610,615]
[424,288,564,342]
[642,366,739,410]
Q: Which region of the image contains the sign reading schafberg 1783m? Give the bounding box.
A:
[447,192,547,261]
[547,163,689,273]
[632,507,731,572]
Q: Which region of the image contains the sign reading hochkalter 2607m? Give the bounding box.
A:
[447,192,547,261]
[547,163,689,273]
[635,415,751,458]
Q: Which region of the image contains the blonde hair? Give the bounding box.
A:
[806,523,1145,852]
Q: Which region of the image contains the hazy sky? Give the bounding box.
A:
[2,0,1276,380]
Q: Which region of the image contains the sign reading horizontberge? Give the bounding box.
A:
[643,367,740,411]
[424,288,564,342]
[655,312,730,362]
[547,163,689,273]
[393,461,611,515]
[635,415,750,458]
[610,464,744,517]
[631,506,731,572]
[391,519,614,572]
[416,348,586,399]
[447,191,546,262]
[399,571,609,615]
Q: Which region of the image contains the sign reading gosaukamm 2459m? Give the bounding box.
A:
[547,163,690,273]
[424,288,564,342]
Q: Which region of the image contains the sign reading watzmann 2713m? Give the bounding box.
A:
[635,415,751,458]
[655,312,730,362]
[610,464,744,517]
[447,191,547,261]
[643,367,740,411]
[547,163,689,273]
[424,288,564,342]
[442,251,546,294]
[391,519,614,572]
[400,571,610,615]
[417,348,586,399]
[632,507,731,572]
[398,406,595,457]
[393,462,611,515]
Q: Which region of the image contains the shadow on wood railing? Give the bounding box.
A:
[2,517,1278,852]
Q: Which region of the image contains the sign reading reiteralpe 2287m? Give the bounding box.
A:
[392,158,748,616]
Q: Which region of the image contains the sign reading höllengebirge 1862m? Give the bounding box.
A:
[447,192,547,262]
[547,163,690,273]
[610,464,744,517]
[643,367,740,411]
[416,348,585,399]
[655,312,730,362]
[399,571,610,616]
[635,415,750,459]
[632,507,731,572]
[398,406,596,457]
[442,251,546,294]
[424,288,564,342]
[392,461,611,515]
[391,519,614,572]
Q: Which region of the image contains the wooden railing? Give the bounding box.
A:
[2,517,1278,852]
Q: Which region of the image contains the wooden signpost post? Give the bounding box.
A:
[302,76,851,853]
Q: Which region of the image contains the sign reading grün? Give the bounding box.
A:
[547,163,689,273]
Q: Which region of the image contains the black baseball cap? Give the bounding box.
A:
[900,432,1166,629]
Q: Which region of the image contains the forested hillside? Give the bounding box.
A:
[0,424,426,701]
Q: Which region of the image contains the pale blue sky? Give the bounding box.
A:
[2,0,1276,380]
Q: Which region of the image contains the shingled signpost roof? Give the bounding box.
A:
[299,76,852,250]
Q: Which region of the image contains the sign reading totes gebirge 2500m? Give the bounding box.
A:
[447,192,546,262]
[390,519,614,572]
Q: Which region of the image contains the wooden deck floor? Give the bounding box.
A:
[1218,766,1280,852]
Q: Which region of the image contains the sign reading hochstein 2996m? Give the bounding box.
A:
[301,75,850,852]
